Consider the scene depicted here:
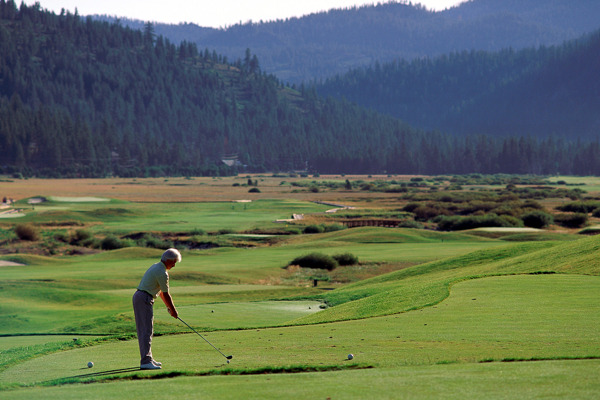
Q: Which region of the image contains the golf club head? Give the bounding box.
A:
[226,355,233,360]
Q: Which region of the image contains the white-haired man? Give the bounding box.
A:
[132,248,181,370]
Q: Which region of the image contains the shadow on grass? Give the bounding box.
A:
[39,364,374,387]
[40,367,142,386]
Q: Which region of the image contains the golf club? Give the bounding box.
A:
[178,317,233,362]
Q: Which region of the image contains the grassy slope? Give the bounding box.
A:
[294,235,600,323]
[2,228,600,397]
[0,228,507,335]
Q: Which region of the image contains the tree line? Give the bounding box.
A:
[2,1,600,177]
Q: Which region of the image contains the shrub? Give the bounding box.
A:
[71,229,92,245]
[303,224,325,234]
[53,231,69,242]
[554,213,588,228]
[332,253,358,266]
[15,224,40,241]
[556,201,600,214]
[412,205,451,221]
[402,202,421,213]
[248,188,261,193]
[138,233,172,249]
[322,223,346,232]
[289,253,338,271]
[189,228,206,236]
[101,235,125,250]
[398,220,424,229]
[521,211,554,228]
[437,214,523,231]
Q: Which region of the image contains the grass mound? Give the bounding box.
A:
[314,227,493,244]
[294,236,600,323]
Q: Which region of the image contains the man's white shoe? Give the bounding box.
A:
[152,360,162,366]
[140,362,161,370]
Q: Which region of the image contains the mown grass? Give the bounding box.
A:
[2,179,600,398]
[1,228,510,335]
[1,274,598,392]
[295,236,600,323]
[4,199,332,234]
[5,360,595,400]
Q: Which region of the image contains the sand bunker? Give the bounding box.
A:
[47,196,109,202]
[0,260,25,267]
[474,227,541,233]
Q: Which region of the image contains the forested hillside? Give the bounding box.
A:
[0,1,415,176]
[2,1,600,177]
[317,30,600,139]
[118,0,600,83]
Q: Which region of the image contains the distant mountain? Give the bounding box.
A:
[3,2,600,177]
[112,0,600,83]
[317,29,600,140]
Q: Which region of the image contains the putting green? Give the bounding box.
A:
[2,274,598,387]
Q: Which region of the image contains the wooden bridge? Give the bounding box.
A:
[338,219,406,228]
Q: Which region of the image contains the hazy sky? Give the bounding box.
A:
[25,0,466,28]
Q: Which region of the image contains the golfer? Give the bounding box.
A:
[133,248,180,370]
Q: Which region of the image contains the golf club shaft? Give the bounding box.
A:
[178,317,230,359]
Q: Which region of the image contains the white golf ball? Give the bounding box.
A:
[347,354,354,360]
[87,361,94,368]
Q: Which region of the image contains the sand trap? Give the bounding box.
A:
[0,260,25,267]
[47,196,110,202]
[0,210,25,218]
[474,227,541,233]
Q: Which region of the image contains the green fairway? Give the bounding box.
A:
[2,274,598,391]
[2,189,600,399]
[11,198,332,233]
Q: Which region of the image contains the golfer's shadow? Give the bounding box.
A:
[62,367,142,380]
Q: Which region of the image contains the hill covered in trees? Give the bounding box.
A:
[317,30,600,140]
[117,0,600,83]
[2,1,600,177]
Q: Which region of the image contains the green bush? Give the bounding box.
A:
[521,211,554,228]
[15,224,40,241]
[437,214,523,231]
[53,231,69,242]
[556,201,600,214]
[289,253,338,271]
[322,223,346,232]
[398,220,424,229]
[189,228,206,236]
[303,225,325,234]
[412,205,451,221]
[332,253,358,266]
[71,229,92,245]
[554,213,588,228]
[101,235,126,250]
[248,188,261,193]
[137,233,172,249]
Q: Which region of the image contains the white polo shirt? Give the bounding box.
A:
[137,261,169,298]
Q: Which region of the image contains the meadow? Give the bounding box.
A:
[1,175,599,399]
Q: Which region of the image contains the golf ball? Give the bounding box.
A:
[87,361,94,368]
[227,360,230,364]
[347,354,354,360]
